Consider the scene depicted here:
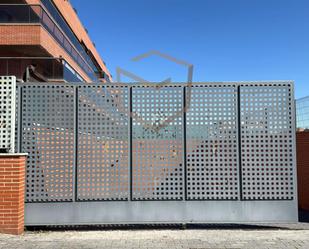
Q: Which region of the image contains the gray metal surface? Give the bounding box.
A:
[13,81,297,224]
[25,200,297,225]
[21,85,75,202]
[77,85,129,201]
[0,76,16,153]
[240,84,295,200]
[186,85,239,200]
[132,86,184,200]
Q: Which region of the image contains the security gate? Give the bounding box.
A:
[12,80,298,225]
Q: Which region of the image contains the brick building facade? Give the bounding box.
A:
[0,0,111,82]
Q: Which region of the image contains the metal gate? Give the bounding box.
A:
[12,80,297,225]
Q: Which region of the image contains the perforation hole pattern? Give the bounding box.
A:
[77,86,129,201]
[186,85,239,200]
[22,85,74,202]
[132,86,184,200]
[15,86,19,153]
[240,85,295,200]
[0,76,15,152]
[13,82,296,203]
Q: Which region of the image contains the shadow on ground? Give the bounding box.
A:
[299,209,309,222]
[26,223,287,232]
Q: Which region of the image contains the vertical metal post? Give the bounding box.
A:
[183,86,187,201]
[28,5,30,23]
[236,85,243,200]
[72,86,78,202]
[8,78,16,153]
[17,86,22,153]
[128,86,133,201]
[290,83,298,204]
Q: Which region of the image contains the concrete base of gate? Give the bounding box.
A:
[25,201,298,225]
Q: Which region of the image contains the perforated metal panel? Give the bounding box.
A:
[14,82,297,225]
[186,85,239,200]
[22,85,75,202]
[240,84,295,200]
[0,76,16,153]
[132,86,184,200]
[77,85,129,200]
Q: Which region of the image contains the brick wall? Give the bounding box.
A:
[0,154,27,235]
[296,132,309,211]
[0,25,41,45]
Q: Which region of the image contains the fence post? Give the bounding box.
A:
[183,86,187,201]
[17,85,22,153]
[128,86,132,201]
[73,86,78,202]
[237,85,243,200]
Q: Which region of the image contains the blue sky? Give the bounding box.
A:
[71,0,309,98]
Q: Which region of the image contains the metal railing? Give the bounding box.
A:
[0,57,83,82]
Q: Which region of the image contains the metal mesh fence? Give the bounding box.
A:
[132,86,184,200]
[240,84,295,200]
[21,85,75,202]
[186,85,239,200]
[11,82,296,203]
[77,85,129,201]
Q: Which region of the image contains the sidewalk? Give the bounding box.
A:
[1,224,309,249]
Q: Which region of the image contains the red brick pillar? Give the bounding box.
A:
[0,154,27,235]
[296,132,309,211]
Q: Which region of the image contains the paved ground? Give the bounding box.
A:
[1,224,309,249]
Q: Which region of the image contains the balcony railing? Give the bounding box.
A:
[0,57,84,83]
[0,4,101,81]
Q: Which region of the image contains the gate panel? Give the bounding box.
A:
[13,81,297,225]
[186,85,239,200]
[22,85,75,202]
[240,84,295,200]
[132,86,184,200]
[77,86,129,200]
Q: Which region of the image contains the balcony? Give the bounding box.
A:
[0,57,84,82]
[0,4,103,81]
